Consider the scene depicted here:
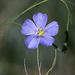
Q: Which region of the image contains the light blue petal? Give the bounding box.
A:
[21,19,38,35]
[44,21,59,36]
[40,35,55,46]
[25,35,40,49]
[33,12,47,29]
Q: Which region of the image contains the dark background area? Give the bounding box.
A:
[0,0,75,75]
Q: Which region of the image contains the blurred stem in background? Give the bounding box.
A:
[64,0,75,6]
[61,0,72,31]
[24,59,29,75]
[61,0,73,52]
[11,21,22,26]
[46,48,57,75]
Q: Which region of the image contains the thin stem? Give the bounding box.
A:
[37,46,41,75]
[65,0,75,6]
[12,0,48,22]
[61,0,69,31]
[67,15,69,31]
[61,0,71,31]
[46,48,57,75]
[24,58,28,75]
[0,22,11,27]
[0,0,48,27]
[11,21,22,26]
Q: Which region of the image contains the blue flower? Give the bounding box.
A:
[21,12,59,49]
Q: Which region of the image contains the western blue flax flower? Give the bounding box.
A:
[21,12,59,49]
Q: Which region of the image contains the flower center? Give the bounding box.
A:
[37,30,44,36]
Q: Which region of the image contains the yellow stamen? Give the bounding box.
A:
[38,30,44,36]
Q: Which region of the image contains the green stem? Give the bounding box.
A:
[61,0,71,31]
[11,21,22,26]
[65,0,75,6]
[0,22,11,27]
[0,0,48,27]
[46,48,57,75]
[67,15,69,31]
[11,0,48,22]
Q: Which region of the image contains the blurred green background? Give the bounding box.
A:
[0,0,75,75]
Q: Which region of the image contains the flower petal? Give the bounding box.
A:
[25,35,40,49]
[21,19,38,35]
[33,12,47,29]
[44,21,59,36]
[40,35,55,46]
